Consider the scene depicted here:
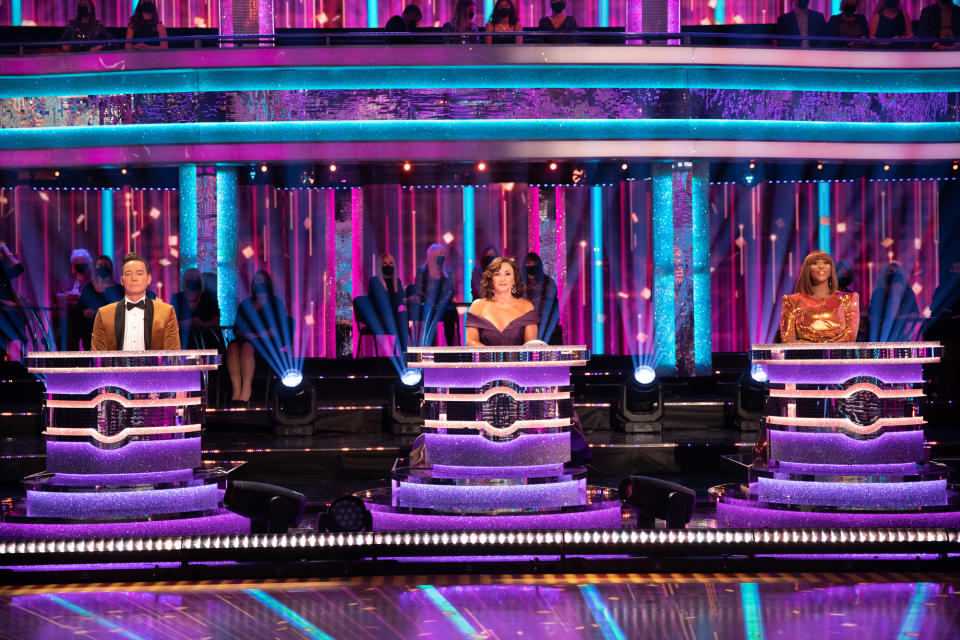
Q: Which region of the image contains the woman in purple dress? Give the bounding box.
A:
[465,257,539,346]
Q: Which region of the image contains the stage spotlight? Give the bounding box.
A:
[618,475,697,529]
[391,369,423,434]
[224,480,306,534]
[549,162,558,171]
[748,161,755,170]
[260,163,268,173]
[744,173,755,185]
[621,162,628,171]
[120,168,127,175]
[883,164,890,171]
[615,366,663,433]
[402,162,412,172]
[633,365,656,385]
[319,495,373,532]
[477,162,487,172]
[953,162,958,171]
[271,372,316,435]
[54,170,60,178]
[735,368,767,432]
[329,163,337,173]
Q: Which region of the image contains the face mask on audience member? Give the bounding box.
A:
[253,283,268,295]
[95,265,112,279]
[435,255,445,268]
[382,265,395,277]
[185,279,202,292]
[77,4,91,18]
[796,0,809,8]
[526,262,541,280]
[551,2,565,13]
[74,262,89,274]
[494,6,510,20]
[841,2,856,14]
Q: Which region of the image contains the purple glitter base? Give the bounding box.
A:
[368,502,623,531]
[46,439,202,474]
[753,478,947,509]
[423,366,571,388]
[429,463,566,478]
[0,510,249,540]
[716,500,960,528]
[392,479,586,511]
[769,430,925,464]
[46,469,199,485]
[423,432,570,467]
[765,363,923,384]
[41,371,202,394]
[26,485,219,519]
[770,461,925,475]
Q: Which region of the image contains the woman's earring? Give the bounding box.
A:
[512,286,517,295]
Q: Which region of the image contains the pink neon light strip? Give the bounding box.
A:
[44,424,203,444]
[28,365,218,374]
[765,415,924,435]
[768,383,923,400]
[424,387,570,402]
[752,341,938,350]
[413,360,587,369]
[47,394,202,409]
[755,358,939,366]
[424,418,569,437]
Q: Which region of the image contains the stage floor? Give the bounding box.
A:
[2,572,958,639]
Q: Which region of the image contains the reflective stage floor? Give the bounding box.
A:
[1,572,958,640]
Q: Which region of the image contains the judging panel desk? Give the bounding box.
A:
[0,350,249,539]
[362,345,623,530]
[711,341,960,528]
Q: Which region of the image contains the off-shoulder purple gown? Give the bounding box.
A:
[465,310,539,346]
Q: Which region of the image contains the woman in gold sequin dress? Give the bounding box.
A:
[780,250,859,343]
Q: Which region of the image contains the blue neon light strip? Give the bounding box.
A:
[46,595,146,640]
[691,165,711,374]
[591,186,604,355]
[579,584,628,640]
[740,582,767,640]
[463,186,475,304]
[101,189,114,260]
[484,0,494,24]
[11,1,22,26]
[896,583,938,640]
[817,181,832,255]
[2,120,955,151]
[652,165,676,374]
[599,0,610,27]
[246,589,336,640]
[367,0,379,28]
[216,167,238,326]
[2,65,957,98]
[418,585,482,637]
[178,165,198,275]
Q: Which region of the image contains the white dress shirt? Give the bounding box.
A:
[122,296,146,351]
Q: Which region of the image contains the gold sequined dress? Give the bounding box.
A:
[780,292,859,343]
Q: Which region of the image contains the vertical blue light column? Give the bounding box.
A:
[367,0,379,28]
[690,164,712,375]
[11,1,22,26]
[739,583,767,640]
[818,181,832,255]
[216,167,238,326]
[178,165,198,278]
[598,0,610,27]
[590,186,604,355]
[652,164,676,375]
[484,0,494,24]
[714,0,725,25]
[462,186,475,304]
[100,189,114,260]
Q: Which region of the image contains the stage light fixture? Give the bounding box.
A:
[120,168,127,175]
[618,475,697,529]
[883,164,890,171]
[329,163,337,172]
[224,480,306,534]
[477,162,487,172]
[403,162,412,172]
[744,173,755,185]
[615,366,663,433]
[319,495,373,532]
[549,162,558,171]
[817,162,823,170]
[260,163,268,173]
[750,363,768,383]
[748,161,755,169]
[271,372,317,435]
[400,368,422,387]
[953,162,958,171]
[621,162,629,171]
[391,369,424,434]
[54,170,60,177]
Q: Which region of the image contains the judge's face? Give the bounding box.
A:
[809,258,832,286]
[121,260,151,300]
[493,263,514,294]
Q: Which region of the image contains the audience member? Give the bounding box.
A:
[522,252,562,343]
[835,259,868,341]
[827,0,869,46]
[227,270,289,404]
[0,242,28,358]
[442,0,481,43]
[775,0,827,47]
[385,4,422,44]
[471,244,500,299]
[918,0,960,49]
[870,0,913,42]
[171,268,221,349]
[869,262,920,342]
[77,254,123,349]
[59,248,93,296]
[60,0,112,52]
[538,0,578,43]
[367,253,410,354]
[56,248,93,350]
[486,0,523,43]
[412,244,456,346]
[125,0,168,50]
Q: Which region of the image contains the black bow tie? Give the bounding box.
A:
[126,300,145,311]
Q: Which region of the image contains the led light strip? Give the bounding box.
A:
[765,415,924,435]
[28,365,218,374]
[47,394,202,409]
[27,350,219,358]
[768,383,923,400]
[409,345,586,353]
[754,358,939,365]
[44,424,202,444]
[752,341,939,350]
[424,418,570,437]
[424,387,569,402]
[413,361,587,369]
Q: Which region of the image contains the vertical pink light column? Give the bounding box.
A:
[218,0,274,46]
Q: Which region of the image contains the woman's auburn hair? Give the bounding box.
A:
[795,250,837,296]
[480,256,524,300]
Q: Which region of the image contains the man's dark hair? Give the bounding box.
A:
[402,4,422,20]
[121,252,149,273]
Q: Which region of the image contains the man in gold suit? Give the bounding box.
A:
[91,252,180,351]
